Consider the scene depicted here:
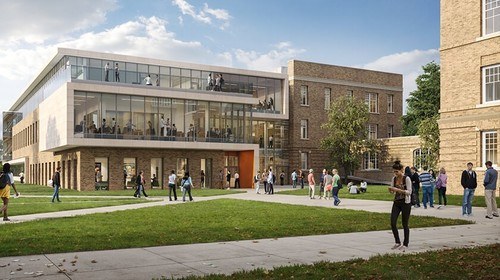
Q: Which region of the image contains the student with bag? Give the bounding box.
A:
[388,161,412,252]
[0,163,19,222]
[181,172,194,202]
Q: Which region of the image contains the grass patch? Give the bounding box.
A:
[14,183,245,197]
[8,197,151,216]
[279,185,500,207]
[0,199,470,257]
[177,243,500,280]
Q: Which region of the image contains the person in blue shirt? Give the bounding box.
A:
[483,161,498,219]
[419,166,434,209]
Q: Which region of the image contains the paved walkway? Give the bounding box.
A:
[1,189,499,279]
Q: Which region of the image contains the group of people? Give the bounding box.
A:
[255,97,274,111]
[388,160,498,253]
[133,170,194,202]
[207,73,224,91]
[254,168,276,194]
[104,62,160,86]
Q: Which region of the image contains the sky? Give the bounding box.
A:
[0,0,440,133]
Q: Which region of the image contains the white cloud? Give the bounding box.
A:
[360,49,440,114]
[233,42,306,72]
[0,0,118,45]
[172,0,231,30]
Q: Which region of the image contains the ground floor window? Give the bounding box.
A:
[363,152,379,170]
[177,158,188,177]
[483,131,498,165]
[95,157,109,190]
[151,158,162,188]
[412,148,431,170]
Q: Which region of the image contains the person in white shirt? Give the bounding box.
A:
[254,171,261,194]
[104,62,110,82]
[168,170,177,201]
[348,182,360,194]
[144,74,152,85]
[160,115,167,137]
[267,168,274,195]
[360,181,368,193]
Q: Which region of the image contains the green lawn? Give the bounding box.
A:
[13,183,245,197]
[7,197,151,216]
[0,199,470,257]
[279,185,500,207]
[177,243,500,280]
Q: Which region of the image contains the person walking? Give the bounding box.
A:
[234,171,240,188]
[168,170,177,201]
[308,169,316,199]
[51,166,62,203]
[410,167,420,207]
[1,163,19,221]
[267,168,274,195]
[483,161,499,219]
[460,162,477,217]
[388,161,412,252]
[181,172,194,202]
[436,167,448,209]
[332,169,341,206]
[323,170,333,200]
[226,170,231,189]
[291,170,298,188]
[318,169,326,199]
[254,171,261,194]
[419,166,434,209]
[133,171,148,198]
[262,171,268,194]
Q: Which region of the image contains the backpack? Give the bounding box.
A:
[254,175,259,183]
[0,172,9,189]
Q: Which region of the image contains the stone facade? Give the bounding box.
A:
[287,60,403,180]
[439,0,500,195]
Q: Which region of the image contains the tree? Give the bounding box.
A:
[320,96,385,178]
[401,61,440,136]
[417,115,439,169]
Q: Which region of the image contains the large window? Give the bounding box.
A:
[483,64,500,103]
[324,88,331,110]
[300,119,308,139]
[387,94,394,113]
[413,148,431,170]
[300,85,308,106]
[365,93,378,113]
[367,124,378,140]
[363,152,379,170]
[300,152,308,170]
[483,131,498,165]
[484,0,500,35]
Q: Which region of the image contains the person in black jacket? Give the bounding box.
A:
[133,171,148,198]
[51,166,62,203]
[410,167,420,207]
[461,162,477,216]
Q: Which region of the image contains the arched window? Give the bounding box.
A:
[413,148,431,170]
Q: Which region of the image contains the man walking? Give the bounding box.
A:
[291,170,298,188]
[461,162,477,216]
[308,169,315,199]
[51,166,62,203]
[419,166,434,209]
[483,161,499,219]
[410,167,420,207]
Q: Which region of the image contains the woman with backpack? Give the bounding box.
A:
[1,163,19,222]
[133,171,148,198]
[388,160,413,252]
[181,172,194,202]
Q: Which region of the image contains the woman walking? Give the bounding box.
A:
[168,170,177,201]
[181,172,194,202]
[436,167,448,209]
[388,161,413,252]
[1,163,19,222]
[332,169,342,206]
[133,171,148,198]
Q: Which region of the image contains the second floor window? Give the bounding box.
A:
[484,64,500,103]
[300,119,308,139]
[484,0,500,35]
[388,125,394,138]
[324,88,331,110]
[300,85,308,105]
[367,124,378,140]
[387,94,394,113]
[365,93,378,113]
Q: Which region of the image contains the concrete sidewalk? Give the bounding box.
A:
[0,190,499,279]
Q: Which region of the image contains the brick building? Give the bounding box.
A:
[439,0,500,195]
[287,60,403,180]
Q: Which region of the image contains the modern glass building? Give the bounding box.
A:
[6,48,289,190]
